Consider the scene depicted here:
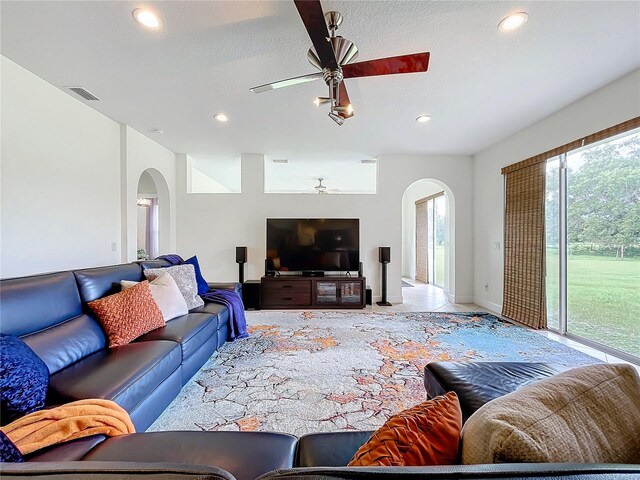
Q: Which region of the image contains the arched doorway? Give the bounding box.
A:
[401,178,455,302]
[136,168,171,260]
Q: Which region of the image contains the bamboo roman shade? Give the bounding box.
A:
[501,117,640,175]
[502,161,547,329]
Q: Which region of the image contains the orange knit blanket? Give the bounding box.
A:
[0,399,135,454]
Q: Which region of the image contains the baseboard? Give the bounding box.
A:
[451,295,474,304]
[473,297,502,315]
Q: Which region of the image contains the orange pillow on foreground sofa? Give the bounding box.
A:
[348,391,462,466]
[88,281,165,348]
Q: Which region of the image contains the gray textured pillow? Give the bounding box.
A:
[461,363,640,464]
[143,264,204,310]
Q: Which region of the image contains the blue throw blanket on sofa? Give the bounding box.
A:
[200,290,249,341]
[156,254,249,341]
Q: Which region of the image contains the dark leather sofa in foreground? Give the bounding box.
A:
[0,259,240,431]
[2,263,638,479]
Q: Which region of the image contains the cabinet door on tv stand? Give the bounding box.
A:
[338,281,363,306]
[315,281,339,305]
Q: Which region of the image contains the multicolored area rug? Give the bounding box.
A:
[148,311,600,435]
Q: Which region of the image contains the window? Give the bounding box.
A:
[546,127,640,360]
[187,156,241,193]
[264,157,377,194]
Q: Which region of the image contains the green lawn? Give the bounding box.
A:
[546,253,640,357]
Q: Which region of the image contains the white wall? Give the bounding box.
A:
[137,171,157,196]
[121,126,177,262]
[401,180,443,279]
[1,56,177,277]
[176,153,474,304]
[472,68,640,313]
[1,56,121,277]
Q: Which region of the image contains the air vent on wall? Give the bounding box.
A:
[66,87,100,101]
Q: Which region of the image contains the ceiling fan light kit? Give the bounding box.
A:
[249,0,430,126]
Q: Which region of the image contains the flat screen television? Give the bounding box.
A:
[266,218,359,273]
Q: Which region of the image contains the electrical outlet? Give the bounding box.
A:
[111,242,117,252]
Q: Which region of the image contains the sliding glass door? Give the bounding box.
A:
[421,192,446,288]
[546,128,640,359]
[416,192,447,288]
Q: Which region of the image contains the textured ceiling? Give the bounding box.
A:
[1,1,639,159]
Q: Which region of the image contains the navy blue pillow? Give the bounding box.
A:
[183,255,210,295]
[0,431,23,463]
[0,334,49,426]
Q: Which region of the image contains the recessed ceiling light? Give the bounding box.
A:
[133,9,162,30]
[213,113,229,122]
[498,12,528,32]
[416,115,432,123]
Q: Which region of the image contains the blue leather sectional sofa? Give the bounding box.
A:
[0,259,240,431]
[1,263,639,479]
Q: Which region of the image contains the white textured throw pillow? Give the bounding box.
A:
[143,264,204,310]
[121,273,188,321]
[461,363,640,464]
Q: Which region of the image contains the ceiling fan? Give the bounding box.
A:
[250,0,430,125]
[314,177,338,194]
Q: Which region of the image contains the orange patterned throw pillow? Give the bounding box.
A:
[88,281,165,348]
[348,392,462,466]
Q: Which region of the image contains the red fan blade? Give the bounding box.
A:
[343,52,430,79]
[337,81,354,118]
[294,0,337,69]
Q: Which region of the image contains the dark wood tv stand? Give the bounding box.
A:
[261,275,366,309]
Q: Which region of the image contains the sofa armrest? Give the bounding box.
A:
[0,462,235,480]
[207,282,242,295]
[294,431,374,467]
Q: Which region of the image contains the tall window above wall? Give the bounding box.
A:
[264,157,377,194]
[187,156,241,193]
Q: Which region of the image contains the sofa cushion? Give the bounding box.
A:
[135,313,216,361]
[0,272,82,337]
[88,282,165,349]
[144,265,204,310]
[295,431,374,467]
[190,303,228,330]
[21,314,106,375]
[47,340,180,413]
[83,431,297,480]
[461,364,640,464]
[424,362,568,421]
[348,392,462,466]
[0,334,49,425]
[121,274,188,321]
[74,264,144,304]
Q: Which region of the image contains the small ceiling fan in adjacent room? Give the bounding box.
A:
[250,0,430,125]
[313,178,339,194]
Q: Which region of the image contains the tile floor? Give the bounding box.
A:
[367,277,639,372]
